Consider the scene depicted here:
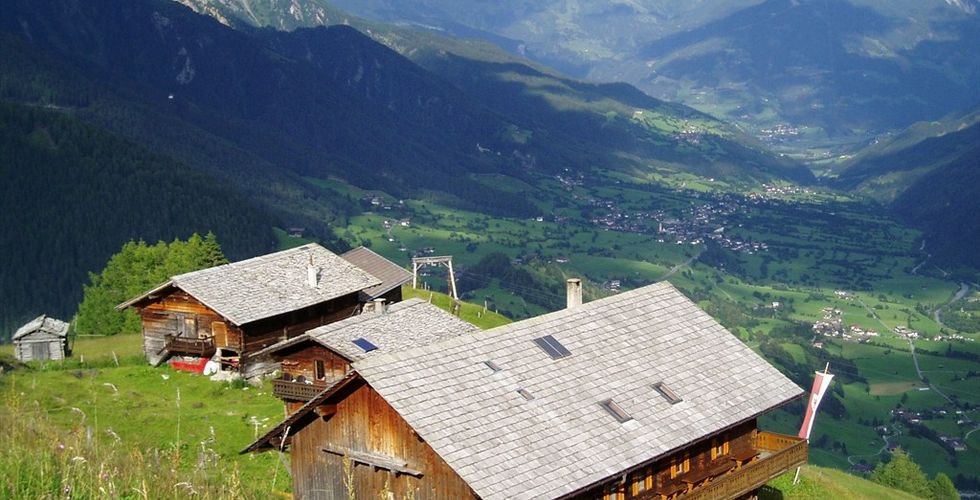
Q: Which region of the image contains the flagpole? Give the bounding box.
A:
[793,363,833,485]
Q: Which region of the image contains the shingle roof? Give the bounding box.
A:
[13,315,69,340]
[253,298,479,361]
[353,282,803,500]
[340,247,413,300]
[119,244,380,326]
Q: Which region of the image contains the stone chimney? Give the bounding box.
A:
[373,298,387,315]
[566,278,582,309]
[307,255,318,288]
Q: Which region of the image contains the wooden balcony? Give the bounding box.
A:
[678,432,807,500]
[161,335,215,358]
[272,379,326,401]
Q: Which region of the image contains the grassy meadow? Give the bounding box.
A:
[313,170,979,489]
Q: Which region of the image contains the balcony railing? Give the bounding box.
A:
[161,335,216,358]
[678,432,807,500]
[272,379,326,401]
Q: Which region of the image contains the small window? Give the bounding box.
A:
[517,388,534,401]
[599,399,632,423]
[351,338,378,352]
[314,359,325,380]
[483,360,502,372]
[669,456,690,479]
[532,335,572,359]
[631,472,651,495]
[711,439,730,460]
[652,381,682,404]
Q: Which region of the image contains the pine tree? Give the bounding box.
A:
[930,473,960,500]
[74,234,228,336]
[202,231,230,267]
[869,449,932,498]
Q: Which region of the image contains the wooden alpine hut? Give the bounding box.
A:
[13,315,69,362]
[118,244,410,377]
[244,281,808,499]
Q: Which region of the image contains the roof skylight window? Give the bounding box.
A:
[599,399,632,423]
[653,381,682,404]
[532,335,572,359]
[351,337,378,352]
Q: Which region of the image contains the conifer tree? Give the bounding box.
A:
[931,473,960,500]
[869,449,932,498]
[74,234,228,336]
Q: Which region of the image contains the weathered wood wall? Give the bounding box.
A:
[378,287,403,304]
[290,382,476,500]
[575,419,758,499]
[139,289,242,366]
[14,332,65,362]
[137,289,360,375]
[239,293,361,378]
[280,345,351,382]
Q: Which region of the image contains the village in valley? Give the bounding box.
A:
[5,165,978,498]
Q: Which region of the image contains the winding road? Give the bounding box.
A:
[847,430,896,466]
[656,249,704,282]
[853,296,953,404]
[933,282,971,326]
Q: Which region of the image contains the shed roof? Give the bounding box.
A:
[118,244,380,326]
[352,282,803,499]
[340,247,413,300]
[253,298,479,361]
[13,315,69,340]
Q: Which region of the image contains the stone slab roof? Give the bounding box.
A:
[340,247,413,300]
[254,298,479,361]
[353,282,803,500]
[13,315,69,340]
[119,244,380,326]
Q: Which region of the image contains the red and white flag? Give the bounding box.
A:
[798,367,834,440]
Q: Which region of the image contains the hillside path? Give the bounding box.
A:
[854,296,953,404]
[933,282,970,326]
[657,249,704,282]
[847,430,896,466]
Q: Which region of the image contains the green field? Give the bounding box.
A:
[311,171,979,489]
[1,321,923,499]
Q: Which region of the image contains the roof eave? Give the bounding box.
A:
[360,275,413,300]
[240,372,361,454]
[115,281,175,311]
[553,389,806,500]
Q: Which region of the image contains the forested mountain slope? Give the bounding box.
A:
[0,101,275,339]
[170,0,815,185]
[323,0,980,147]
[832,108,980,267]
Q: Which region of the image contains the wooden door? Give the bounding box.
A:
[31,342,49,360]
[212,321,228,348]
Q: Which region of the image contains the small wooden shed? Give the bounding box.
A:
[13,315,69,362]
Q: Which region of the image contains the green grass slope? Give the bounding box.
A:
[2,334,919,498]
[765,465,919,500]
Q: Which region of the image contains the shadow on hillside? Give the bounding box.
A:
[758,485,785,500]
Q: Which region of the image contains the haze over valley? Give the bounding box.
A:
[1,0,978,497]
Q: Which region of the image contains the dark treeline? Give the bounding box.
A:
[0,101,275,340]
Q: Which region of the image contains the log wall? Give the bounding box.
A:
[139,289,242,366]
[137,289,360,375]
[290,382,476,500]
[280,345,351,383]
[14,333,66,362]
[575,419,758,499]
